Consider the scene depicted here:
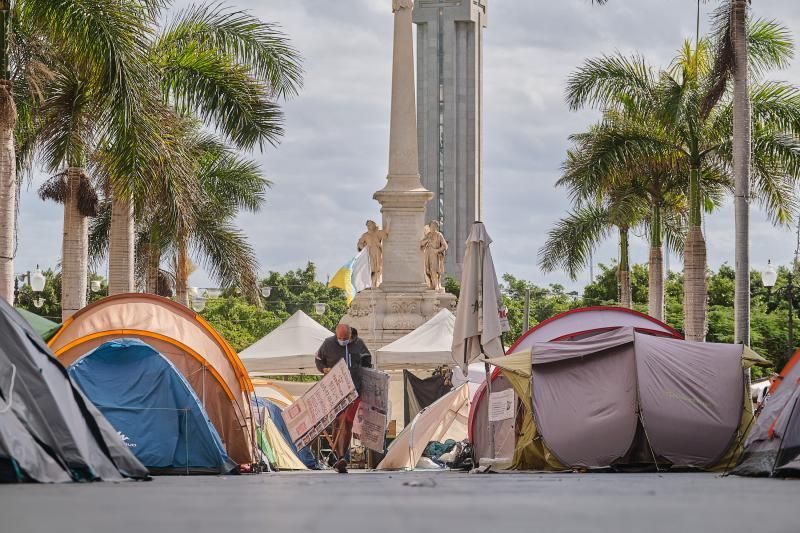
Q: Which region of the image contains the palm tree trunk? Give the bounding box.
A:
[648,203,664,321]
[684,165,707,341]
[175,230,189,307]
[0,3,16,303]
[0,80,14,304]
[732,0,751,346]
[144,241,160,294]
[108,188,135,295]
[61,167,88,320]
[618,226,631,309]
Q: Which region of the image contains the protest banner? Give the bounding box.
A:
[282,359,358,448]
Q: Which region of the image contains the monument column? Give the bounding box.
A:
[342,0,456,351]
[374,0,433,291]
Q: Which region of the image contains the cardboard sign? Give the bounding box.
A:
[282,360,358,448]
[353,403,388,453]
[488,388,515,422]
[353,367,390,452]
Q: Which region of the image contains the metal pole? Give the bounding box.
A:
[523,288,530,333]
[788,273,794,363]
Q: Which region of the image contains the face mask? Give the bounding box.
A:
[337,339,349,347]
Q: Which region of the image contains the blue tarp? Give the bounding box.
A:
[68,339,237,474]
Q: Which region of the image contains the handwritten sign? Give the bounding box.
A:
[488,388,515,422]
[282,360,358,448]
[353,367,390,452]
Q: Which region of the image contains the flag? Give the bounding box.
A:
[329,248,372,304]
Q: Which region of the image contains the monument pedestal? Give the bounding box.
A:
[343,286,456,351]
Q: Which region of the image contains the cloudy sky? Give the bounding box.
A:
[14,0,800,291]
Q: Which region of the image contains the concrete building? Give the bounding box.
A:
[413,0,487,280]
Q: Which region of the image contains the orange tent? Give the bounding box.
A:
[48,294,256,464]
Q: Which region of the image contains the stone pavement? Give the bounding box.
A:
[0,471,795,533]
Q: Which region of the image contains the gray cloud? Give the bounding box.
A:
[13,0,800,292]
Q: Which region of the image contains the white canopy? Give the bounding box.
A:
[239,310,332,375]
[376,309,456,370]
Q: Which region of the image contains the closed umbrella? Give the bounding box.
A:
[452,222,505,368]
[451,222,507,461]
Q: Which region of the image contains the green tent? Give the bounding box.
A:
[15,307,60,340]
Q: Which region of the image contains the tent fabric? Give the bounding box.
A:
[377,384,470,470]
[239,310,332,375]
[378,309,456,370]
[47,293,255,465]
[403,370,452,426]
[532,331,638,469]
[734,350,800,477]
[0,300,148,483]
[253,398,308,471]
[531,330,747,469]
[530,327,635,365]
[452,223,505,371]
[15,308,59,338]
[69,339,237,474]
[260,399,317,469]
[633,333,745,468]
[509,306,682,353]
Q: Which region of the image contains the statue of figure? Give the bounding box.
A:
[420,220,447,291]
[358,219,390,288]
[392,0,414,12]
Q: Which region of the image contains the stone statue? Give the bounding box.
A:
[358,219,390,288]
[420,220,447,291]
[392,0,413,12]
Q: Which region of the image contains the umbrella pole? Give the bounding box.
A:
[484,358,495,461]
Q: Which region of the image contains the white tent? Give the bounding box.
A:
[239,310,332,374]
[377,384,469,470]
[376,309,456,370]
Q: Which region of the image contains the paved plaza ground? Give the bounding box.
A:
[1,471,796,533]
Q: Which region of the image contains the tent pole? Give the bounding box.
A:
[484,358,495,461]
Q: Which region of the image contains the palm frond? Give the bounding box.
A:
[538,205,611,280]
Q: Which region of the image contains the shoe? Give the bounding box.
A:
[334,459,348,474]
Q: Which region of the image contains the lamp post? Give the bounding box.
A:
[14,266,46,307]
[762,260,793,362]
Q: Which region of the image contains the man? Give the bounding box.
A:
[315,323,372,473]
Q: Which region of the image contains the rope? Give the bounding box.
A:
[0,364,16,413]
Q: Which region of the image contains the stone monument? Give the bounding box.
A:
[341,0,456,351]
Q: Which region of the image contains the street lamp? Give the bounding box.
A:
[90,280,102,293]
[191,297,206,312]
[762,260,794,363]
[14,265,47,306]
[30,268,46,292]
[313,302,326,315]
[260,286,272,298]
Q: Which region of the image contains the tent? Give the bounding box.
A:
[252,378,299,408]
[481,328,766,471]
[377,309,456,370]
[69,339,238,474]
[47,293,256,465]
[253,398,308,471]
[403,370,452,426]
[377,384,469,470]
[470,306,683,464]
[15,308,59,339]
[0,299,148,483]
[733,350,800,477]
[239,310,332,375]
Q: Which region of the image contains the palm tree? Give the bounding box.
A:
[557,124,692,320]
[539,184,647,309]
[0,0,154,303]
[564,34,799,340]
[106,2,302,296]
[91,129,269,305]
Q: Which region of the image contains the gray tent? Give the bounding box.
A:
[733,352,800,477]
[0,298,148,483]
[478,327,761,471]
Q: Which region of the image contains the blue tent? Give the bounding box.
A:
[258,398,318,469]
[68,339,237,474]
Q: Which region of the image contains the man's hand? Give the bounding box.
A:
[323,367,331,375]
